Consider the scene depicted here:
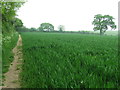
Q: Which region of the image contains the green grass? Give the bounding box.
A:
[90,30,118,36]
[21,32,118,88]
[0,56,1,86]
[105,31,118,36]
[2,33,19,73]
[2,32,18,86]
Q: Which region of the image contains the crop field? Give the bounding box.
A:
[90,31,118,36]
[21,32,118,88]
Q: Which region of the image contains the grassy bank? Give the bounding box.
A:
[2,32,19,74]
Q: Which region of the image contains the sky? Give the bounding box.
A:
[17,0,119,31]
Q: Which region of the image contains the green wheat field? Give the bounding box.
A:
[19,32,118,88]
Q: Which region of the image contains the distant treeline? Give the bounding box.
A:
[18,27,100,35]
[1,1,117,36]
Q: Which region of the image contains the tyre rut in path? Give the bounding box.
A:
[3,34,23,88]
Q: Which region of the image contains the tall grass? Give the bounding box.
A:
[2,32,19,73]
[21,32,118,88]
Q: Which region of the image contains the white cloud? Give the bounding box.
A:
[17,0,119,31]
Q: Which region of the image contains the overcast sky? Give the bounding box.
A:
[17,0,119,31]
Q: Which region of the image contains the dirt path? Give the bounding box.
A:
[3,34,23,88]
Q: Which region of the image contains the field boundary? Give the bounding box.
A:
[2,34,23,88]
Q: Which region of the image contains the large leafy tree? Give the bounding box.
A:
[39,23,54,32]
[13,18,23,31]
[92,14,117,35]
[1,1,24,34]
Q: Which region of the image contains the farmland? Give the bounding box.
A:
[90,30,118,36]
[20,32,118,88]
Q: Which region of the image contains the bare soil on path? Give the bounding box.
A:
[2,34,23,88]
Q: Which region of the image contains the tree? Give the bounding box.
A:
[18,26,30,32]
[39,23,54,32]
[58,25,65,32]
[92,14,117,35]
[38,27,44,32]
[13,18,23,31]
[1,1,24,34]
[30,27,36,32]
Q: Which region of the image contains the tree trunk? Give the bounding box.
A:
[100,29,103,35]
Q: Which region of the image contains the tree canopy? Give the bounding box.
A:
[92,14,116,35]
[14,18,23,31]
[1,1,24,35]
[39,23,54,32]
